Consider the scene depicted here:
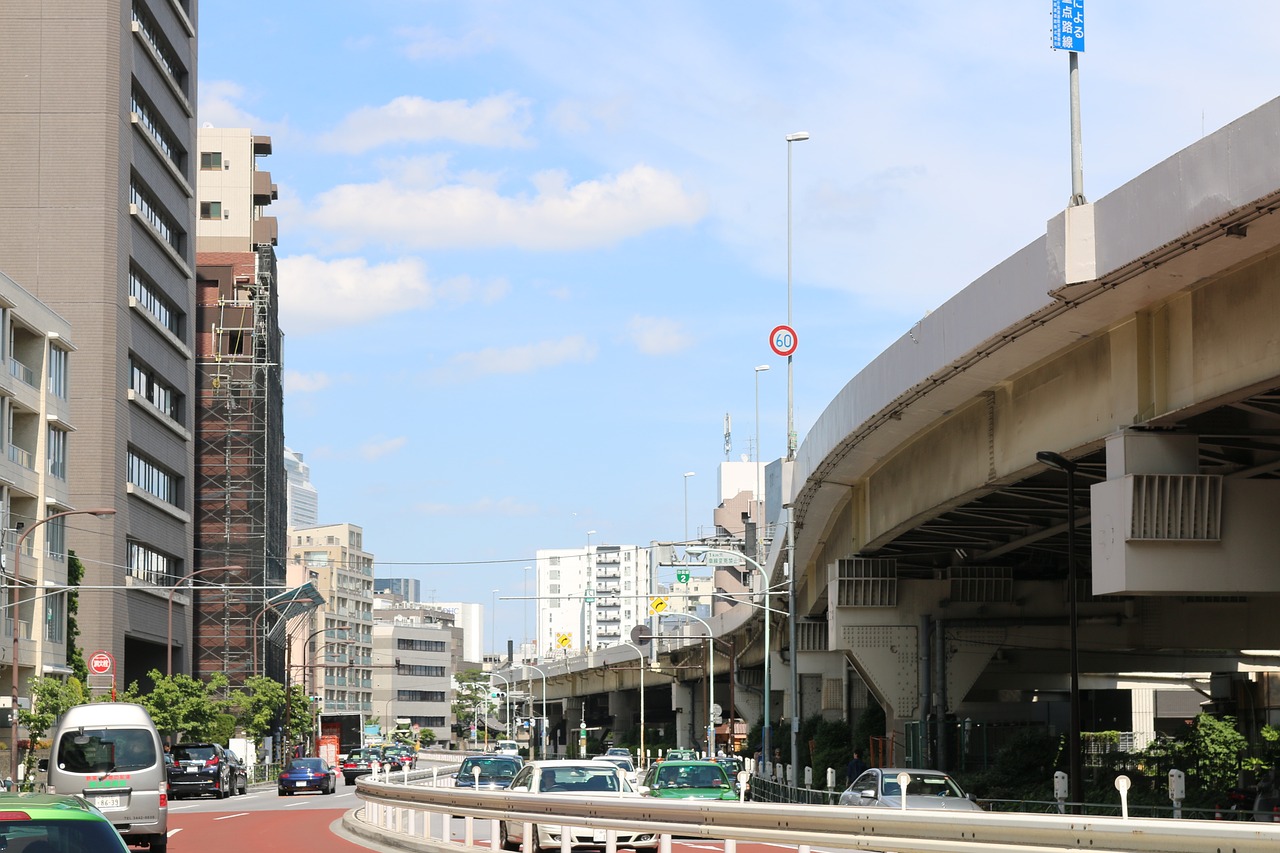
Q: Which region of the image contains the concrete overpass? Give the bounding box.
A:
[513,96,1280,764]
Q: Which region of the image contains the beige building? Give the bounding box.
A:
[372,599,462,748]
[0,271,85,711]
[286,524,374,716]
[0,2,199,690]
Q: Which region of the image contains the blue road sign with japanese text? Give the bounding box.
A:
[1051,0,1084,52]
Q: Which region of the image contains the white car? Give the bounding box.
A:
[591,754,638,785]
[838,768,983,812]
[500,760,655,851]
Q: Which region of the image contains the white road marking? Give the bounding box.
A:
[213,812,249,821]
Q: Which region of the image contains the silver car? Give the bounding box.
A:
[499,760,656,851]
[838,767,983,811]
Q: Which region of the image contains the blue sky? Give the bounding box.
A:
[198,1,1280,651]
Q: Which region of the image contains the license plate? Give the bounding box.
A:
[94,795,121,809]
[296,781,308,787]
[593,831,606,843]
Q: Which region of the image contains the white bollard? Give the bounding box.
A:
[490,818,501,850]
[1115,774,1132,820]
[897,772,912,811]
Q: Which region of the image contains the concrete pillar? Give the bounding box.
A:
[672,682,694,749]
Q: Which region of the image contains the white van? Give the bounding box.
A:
[495,739,520,756]
[42,702,169,852]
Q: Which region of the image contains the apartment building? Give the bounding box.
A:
[372,600,462,748]
[0,2,199,688]
[287,524,374,716]
[536,544,651,655]
[0,271,90,713]
[193,126,286,685]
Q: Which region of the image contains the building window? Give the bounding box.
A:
[549,569,560,580]
[199,201,222,219]
[395,638,447,653]
[44,514,66,562]
[130,358,180,421]
[131,88,182,169]
[129,268,182,336]
[549,557,560,566]
[130,179,182,252]
[47,427,67,480]
[48,346,68,400]
[45,592,64,643]
[201,151,222,170]
[549,584,560,595]
[127,450,178,505]
[131,1,185,88]
[398,664,446,677]
[303,551,328,568]
[397,691,447,702]
[127,540,175,585]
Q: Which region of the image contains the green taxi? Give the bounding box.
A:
[0,792,130,851]
[639,759,737,800]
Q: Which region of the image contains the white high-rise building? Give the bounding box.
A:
[284,447,320,528]
[433,601,484,665]
[536,544,651,656]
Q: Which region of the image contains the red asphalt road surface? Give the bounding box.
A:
[167,809,366,853]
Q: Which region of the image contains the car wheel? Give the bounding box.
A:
[151,835,168,853]
[240,777,248,795]
[499,821,515,850]
[278,789,286,797]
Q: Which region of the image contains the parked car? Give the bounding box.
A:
[225,748,249,795]
[168,742,236,799]
[0,792,131,851]
[837,768,983,811]
[500,760,655,851]
[341,747,385,785]
[639,760,736,801]
[456,755,523,789]
[279,756,338,795]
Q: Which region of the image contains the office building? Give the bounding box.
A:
[284,447,320,529]
[374,577,421,603]
[535,545,651,655]
[0,2,199,688]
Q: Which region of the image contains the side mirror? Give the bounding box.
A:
[510,785,529,792]
[637,785,650,794]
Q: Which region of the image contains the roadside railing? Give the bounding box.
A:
[346,776,1280,853]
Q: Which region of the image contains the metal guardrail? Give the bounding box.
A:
[347,774,1280,853]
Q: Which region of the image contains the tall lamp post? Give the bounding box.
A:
[652,611,715,757]
[619,641,649,767]
[10,507,116,782]
[490,588,499,663]
[1036,450,1081,808]
[167,565,244,676]
[785,130,809,460]
[523,663,548,759]
[688,546,774,767]
[682,472,695,542]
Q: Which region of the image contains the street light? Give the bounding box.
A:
[167,565,244,677]
[10,507,116,782]
[683,472,695,542]
[687,546,774,765]
[785,130,809,460]
[754,365,770,545]
[522,663,548,759]
[490,588,500,662]
[652,611,715,757]
[1036,449,1082,809]
[618,641,650,767]
[491,671,513,737]
[522,565,532,660]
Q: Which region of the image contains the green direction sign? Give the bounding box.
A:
[676,569,690,584]
[584,587,595,603]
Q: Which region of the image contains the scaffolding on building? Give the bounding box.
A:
[194,243,287,688]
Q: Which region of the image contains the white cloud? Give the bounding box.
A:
[439,336,597,381]
[306,164,706,251]
[624,316,693,356]
[284,370,331,393]
[197,80,265,130]
[359,436,408,461]
[396,25,495,61]
[277,256,505,334]
[319,94,531,153]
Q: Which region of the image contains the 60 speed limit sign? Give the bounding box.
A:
[770,324,798,357]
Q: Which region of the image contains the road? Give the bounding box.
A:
[163,783,851,853]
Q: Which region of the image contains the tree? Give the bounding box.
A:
[418,728,436,749]
[228,676,286,741]
[283,683,313,747]
[452,669,496,738]
[121,670,229,743]
[16,676,87,789]
[65,552,88,683]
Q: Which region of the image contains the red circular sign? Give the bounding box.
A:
[88,651,114,675]
[770,324,798,357]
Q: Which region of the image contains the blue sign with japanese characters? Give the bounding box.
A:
[1051,0,1084,52]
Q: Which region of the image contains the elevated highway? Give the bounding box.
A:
[513,96,1280,764]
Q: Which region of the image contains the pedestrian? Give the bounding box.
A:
[845,749,868,783]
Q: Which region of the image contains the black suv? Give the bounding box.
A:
[168,742,235,799]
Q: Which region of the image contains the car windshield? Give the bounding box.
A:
[0,819,128,852]
[540,767,620,792]
[290,758,326,772]
[595,757,634,772]
[173,745,216,762]
[653,765,727,789]
[460,758,520,777]
[881,773,967,798]
[55,728,157,774]
[347,749,376,761]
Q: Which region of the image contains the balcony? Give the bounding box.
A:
[596,613,620,623]
[7,445,33,471]
[8,358,33,388]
